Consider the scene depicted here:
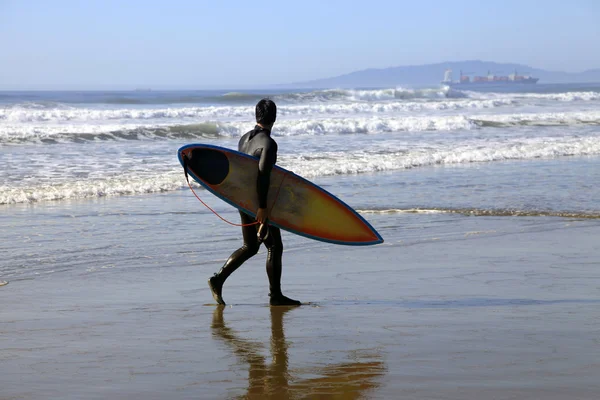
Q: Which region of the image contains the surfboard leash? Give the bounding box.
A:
[182,158,287,228]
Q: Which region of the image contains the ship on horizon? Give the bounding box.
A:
[442,69,539,86]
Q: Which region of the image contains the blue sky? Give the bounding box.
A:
[1,0,599,89]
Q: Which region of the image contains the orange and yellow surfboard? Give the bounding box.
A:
[178,144,383,246]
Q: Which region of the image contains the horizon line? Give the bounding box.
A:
[2,60,599,91]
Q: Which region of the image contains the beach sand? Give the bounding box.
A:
[2,192,600,399]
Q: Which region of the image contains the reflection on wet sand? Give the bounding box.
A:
[211,306,386,399]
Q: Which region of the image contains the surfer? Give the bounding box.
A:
[208,99,301,307]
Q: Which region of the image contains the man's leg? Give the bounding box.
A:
[209,211,259,305]
[263,227,300,306]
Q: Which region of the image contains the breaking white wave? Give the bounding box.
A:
[2,135,599,204]
[281,136,600,178]
[356,208,600,219]
[3,109,600,145]
[0,116,482,144]
[2,85,600,206]
[471,111,600,127]
[0,171,183,205]
[476,91,600,102]
[283,88,397,102]
[0,97,519,124]
[0,122,226,144]
[514,91,600,102]
[275,87,600,103]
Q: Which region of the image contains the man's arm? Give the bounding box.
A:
[256,140,277,222]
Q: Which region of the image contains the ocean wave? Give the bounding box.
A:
[0,97,519,123]
[0,87,475,112]
[282,136,600,178]
[4,91,599,125]
[0,122,227,144]
[518,91,600,102]
[0,88,432,106]
[278,87,468,101]
[272,88,396,102]
[395,86,468,99]
[478,91,600,102]
[3,110,600,145]
[211,87,600,103]
[3,136,599,204]
[0,172,183,205]
[3,101,72,109]
[471,111,600,127]
[356,207,600,219]
[0,116,479,144]
[3,88,600,110]
[0,105,249,122]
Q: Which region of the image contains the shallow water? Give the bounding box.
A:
[2,194,600,398]
[2,84,600,398]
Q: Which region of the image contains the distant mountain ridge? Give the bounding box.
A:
[286,60,600,88]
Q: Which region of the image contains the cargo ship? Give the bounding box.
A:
[442,69,539,87]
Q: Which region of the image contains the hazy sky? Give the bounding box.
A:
[1,0,599,89]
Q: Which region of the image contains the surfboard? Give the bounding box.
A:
[178,144,383,246]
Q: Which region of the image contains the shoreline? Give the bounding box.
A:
[2,202,600,398]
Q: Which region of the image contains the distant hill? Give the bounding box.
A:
[285,60,600,88]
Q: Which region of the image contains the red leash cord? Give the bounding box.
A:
[184,167,287,227]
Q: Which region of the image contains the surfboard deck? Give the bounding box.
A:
[178,144,383,246]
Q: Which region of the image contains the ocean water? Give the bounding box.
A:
[1,84,600,280]
[3,85,600,399]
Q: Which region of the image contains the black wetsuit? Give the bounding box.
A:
[215,126,284,298]
[238,125,278,210]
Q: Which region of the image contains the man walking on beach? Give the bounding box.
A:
[208,99,301,307]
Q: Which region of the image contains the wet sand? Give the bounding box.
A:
[2,194,600,399]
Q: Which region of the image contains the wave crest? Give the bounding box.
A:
[0,172,183,205]
[3,136,599,204]
[357,207,600,219]
[4,110,600,145]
